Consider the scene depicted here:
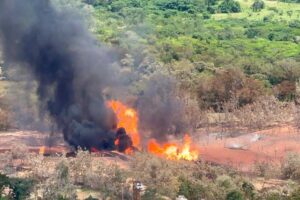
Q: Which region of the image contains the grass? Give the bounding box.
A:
[212,0,300,21]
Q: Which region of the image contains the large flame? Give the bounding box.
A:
[107,100,140,148]
[107,100,199,160]
[148,134,199,161]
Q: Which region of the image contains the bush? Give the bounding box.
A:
[241,181,255,200]
[197,68,266,110]
[178,177,205,199]
[245,28,260,38]
[273,80,296,101]
[154,0,205,13]
[251,0,265,12]
[219,0,241,13]
[281,153,300,181]
[289,20,300,28]
[217,175,235,190]
[262,192,285,200]
[0,173,34,200]
[291,188,300,200]
[226,190,244,200]
[41,162,77,200]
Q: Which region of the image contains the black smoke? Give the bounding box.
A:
[0,0,189,151]
[0,0,126,150]
[137,74,188,141]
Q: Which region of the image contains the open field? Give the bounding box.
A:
[1,124,300,172]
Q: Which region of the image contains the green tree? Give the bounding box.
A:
[226,190,244,200]
[0,174,33,200]
[219,0,241,13]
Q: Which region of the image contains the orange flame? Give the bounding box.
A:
[107,100,199,160]
[107,100,140,148]
[148,134,199,161]
[125,147,134,155]
[39,146,46,155]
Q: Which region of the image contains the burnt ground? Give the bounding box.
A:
[0,125,299,171]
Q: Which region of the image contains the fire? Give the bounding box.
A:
[107,100,140,148]
[148,134,199,161]
[107,100,199,160]
[125,147,134,155]
[114,138,120,146]
[39,146,46,155]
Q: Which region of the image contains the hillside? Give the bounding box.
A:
[83,0,300,111]
[0,0,300,199]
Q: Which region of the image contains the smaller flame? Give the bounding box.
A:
[114,138,120,146]
[148,134,199,161]
[125,147,134,155]
[39,146,46,155]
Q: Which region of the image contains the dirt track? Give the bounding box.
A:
[0,125,299,171]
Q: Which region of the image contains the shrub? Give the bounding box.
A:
[226,190,244,200]
[251,0,265,11]
[203,12,212,19]
[291,188,300,200]
[217,175,235,190]
[197,68,266,110]
[281,153,300,181]
[241,181,255,200]
[41,162,77,200]
[178,177,205,199]
[262,192,285,200]
[154,0,205,13]
[219,0,241,13]
[0,173,34,200]
[289,20,300,28]
[245,28,260,38]
[273,80,296,101]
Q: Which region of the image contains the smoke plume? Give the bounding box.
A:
[137,74,187,141]
[0,0,188,151]
[0,0,121,150]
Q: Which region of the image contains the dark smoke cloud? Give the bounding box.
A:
[137,74,187,141]
[0,0,121,150]
[0,0,188,151]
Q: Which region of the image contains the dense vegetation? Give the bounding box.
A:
[77,0,300,112]
[0,0,298,132]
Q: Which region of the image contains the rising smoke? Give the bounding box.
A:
[137,74,187,141]
[0,0,188,151]
[0,0,120,150]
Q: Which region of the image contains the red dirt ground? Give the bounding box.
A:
[0,125,299,171]
[197,125,300,171]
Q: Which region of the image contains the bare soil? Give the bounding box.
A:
[0,125,299,172]
[197,125,300,171]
